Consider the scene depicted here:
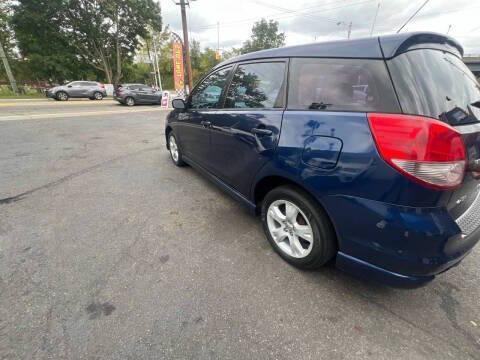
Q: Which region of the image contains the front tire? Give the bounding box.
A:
[261,185,336,269]
[125,97,135,106]
[168,133,186,167]
[56,91,68,101]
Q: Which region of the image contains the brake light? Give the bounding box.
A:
[100,83,105,89]
[368,113,466,190]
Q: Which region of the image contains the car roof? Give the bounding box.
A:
[214,32,463,70]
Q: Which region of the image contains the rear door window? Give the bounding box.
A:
[388,49,480,125]
[288,58,400,113]
[225,62,286,109]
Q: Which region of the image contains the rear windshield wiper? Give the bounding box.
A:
[309,102,332,110]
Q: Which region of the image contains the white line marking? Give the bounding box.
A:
[0,107,169,122]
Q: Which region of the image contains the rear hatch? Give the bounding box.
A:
[387,48,480,235]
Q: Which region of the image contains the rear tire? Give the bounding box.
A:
[93,91,103,100]
[56,91,68,101]
[168,132,186,167]
[125,97,135,106]
[261,185,337,269]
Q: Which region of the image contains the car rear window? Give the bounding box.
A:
[287,58,400,113]
[387,49,480,125]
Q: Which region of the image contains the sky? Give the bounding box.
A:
[159,0,480,55]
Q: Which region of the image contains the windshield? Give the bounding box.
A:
[388,49,480,125]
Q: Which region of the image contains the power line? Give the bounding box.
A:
[396,0,431,33]
[192,0,374,31]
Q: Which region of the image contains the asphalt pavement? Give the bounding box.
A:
[0,98,479,359]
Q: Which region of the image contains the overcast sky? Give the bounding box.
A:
[159,0,480,55]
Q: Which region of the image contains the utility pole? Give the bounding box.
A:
[152,37,162,91]
[178,0,193,93]
[370,3,380,36]
[0,38,18,94]
[337,21,352,39]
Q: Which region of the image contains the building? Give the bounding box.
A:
[464,56,480,80]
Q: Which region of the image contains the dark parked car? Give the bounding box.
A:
[114,84,162,106]
[165,32,480,288]
[46,81,107,101]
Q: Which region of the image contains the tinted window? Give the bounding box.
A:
[190,67,231,109]
[138,85,152,91]
[288,58,400,112]
[225,62,286,109]
[388,49,480,124]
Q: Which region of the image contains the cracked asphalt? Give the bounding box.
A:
[0,99,479,359]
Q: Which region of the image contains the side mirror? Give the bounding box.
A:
[172,98,186,110]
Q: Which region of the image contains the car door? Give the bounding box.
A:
[78,82,92,97]
[208,60,287,196]
[176,66,232,169]
[67,82,83,97]
[137,85,156,103]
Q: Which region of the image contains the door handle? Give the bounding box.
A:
[251,127,273,136]
[201,121,211,128]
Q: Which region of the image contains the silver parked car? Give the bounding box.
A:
[114,84,162,106]
[46,81,107,101]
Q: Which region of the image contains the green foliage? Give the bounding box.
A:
[0,1,15,58]
[11,0,162,84]
[11,0,94,83]
[64,0,162,84]
[191,40,221,83]
[241,19,285,54]
[0,84,42,97]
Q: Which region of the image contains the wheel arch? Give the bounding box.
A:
[253,175,339,241]
[254,175,317,210]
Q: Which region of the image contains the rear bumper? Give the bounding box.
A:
[322,195,480,287]
[335,252,462,288]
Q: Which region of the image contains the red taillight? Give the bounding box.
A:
[368,113,466,190]
[100,83,105,89]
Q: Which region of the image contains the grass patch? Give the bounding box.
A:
[0,84,45,99]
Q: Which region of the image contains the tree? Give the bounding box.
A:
[11,0,94,83]
[0,1,18,91]
[64,0,162,85]
[190,40,221,83]
[241,19,285,54]
[12,0,162,85]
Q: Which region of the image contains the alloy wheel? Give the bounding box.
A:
[266,200,314,258]
[169,135,179,162]
[57,92,68,101]
[126,97,135,106]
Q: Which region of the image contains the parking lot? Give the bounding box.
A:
[0,99,479,359]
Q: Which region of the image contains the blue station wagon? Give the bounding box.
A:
[165,32,480,288]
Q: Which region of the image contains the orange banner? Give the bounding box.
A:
[172,42,185,92]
